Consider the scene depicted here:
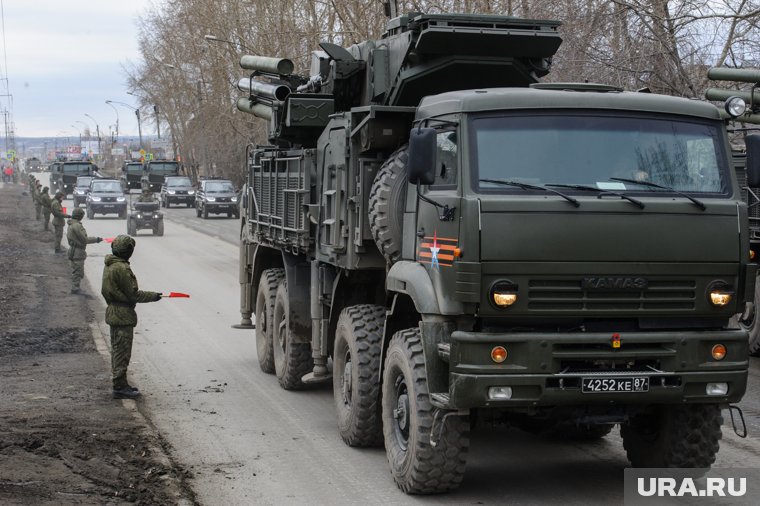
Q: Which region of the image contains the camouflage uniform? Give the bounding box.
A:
[66,208,101,293]
[101,235,161,397]
[39,187,52,230]
[28,175,36,200]
[33,182,42,219]
[137,188,154,202]
[51,191,70,252]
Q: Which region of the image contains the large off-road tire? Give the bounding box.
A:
[154,220,164,236]
[369,146,409,264]
[737,282,760,356]
[382,328,469,494]
[272,280,313,390]
[621,404,722,468]
[127,219,136,237]
[333,304,385,447]
[255,268,285,374]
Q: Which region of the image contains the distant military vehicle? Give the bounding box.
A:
[85,179,127,219]
[195,178,238,218]
[234,9,754,494]
[160,175,195,208]
[142,159,180,192]
[120,161,145,191]
[50,161,100,196]
[25,157,42,172]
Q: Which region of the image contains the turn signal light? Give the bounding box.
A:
[493,292,517,307]
[491,346,508,363]
[711,344,727,361]
[751,250,756,260]
[709,291,732,306]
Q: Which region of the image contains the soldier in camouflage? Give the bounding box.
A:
[66,208,102,294]
[40,187,52,231]
[33,181,42,220]
[101,235,161,399]
[51,191,70,253]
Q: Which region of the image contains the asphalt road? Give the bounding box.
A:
[34,173,760,505]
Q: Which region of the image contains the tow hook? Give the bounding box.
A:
[429,409,468,447]
[729,405,747,438]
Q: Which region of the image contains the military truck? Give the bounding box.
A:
[142,159,180,192]
[50,160,100,196]
[706,68,760,356]
[120,161,145,191]
[235,10,754,494]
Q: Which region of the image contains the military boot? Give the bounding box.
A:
[112,387,141,399]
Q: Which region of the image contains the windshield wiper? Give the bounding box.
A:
[479,179,579,207]
[610,177,706,211]
[546,184,645,209]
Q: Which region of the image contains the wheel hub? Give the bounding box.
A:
[392,375,410,449]
[341,352,353,406]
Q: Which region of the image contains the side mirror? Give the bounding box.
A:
[407,127,436,185]
[747,134,760,187]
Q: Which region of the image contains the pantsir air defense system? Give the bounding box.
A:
[235,8,756,494]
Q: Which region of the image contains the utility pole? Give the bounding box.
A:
[154,104,161,139]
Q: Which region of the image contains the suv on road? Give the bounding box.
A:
[195,178,239,219]
[72,176,94,207]
[160,176,195,208]
[86,179,127,219]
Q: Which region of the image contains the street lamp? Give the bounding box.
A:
[204,34,259,55]
[84,113,102,162]
[108,99,143,149]
[104,100,119,144]
[70,124,82,145]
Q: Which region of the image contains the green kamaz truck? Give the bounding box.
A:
[235,11,755,494]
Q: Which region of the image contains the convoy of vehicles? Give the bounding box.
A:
[195,178,239,218]
[161,176,195,208]
[232,11,754,494]
[85,178,127,219]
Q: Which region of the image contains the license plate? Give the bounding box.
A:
[582,376,649,393]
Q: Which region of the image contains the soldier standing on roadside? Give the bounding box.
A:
[40,187,52,231]
[66,208,102,294]
[101,235,161,399]
[33,181,42,220]
[28,175,37,200]
[51,191,70,253]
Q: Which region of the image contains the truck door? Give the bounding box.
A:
[414,129,461,277]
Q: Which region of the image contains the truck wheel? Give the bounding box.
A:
[382,328,469,493]
[621,404,722,467]
[255,268,285,374]
[737,283,760,356]
[333,304,385,447]
[369,146,408,264]
[272,280,313,390]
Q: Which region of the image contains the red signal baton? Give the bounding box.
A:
[162,292,190,298]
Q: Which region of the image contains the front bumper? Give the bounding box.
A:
[444,329,749,409]
[89,203,127,214]
[167,194,194,204]
[205,202,237,212]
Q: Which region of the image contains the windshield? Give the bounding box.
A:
[63,163,93,174]
[125,164,143,174]
[76,177,93,187]
[91,181,123,193]
[471,113,728,194]
[147,162,179,175]
[167,178,192,187]
[205,182,234,192]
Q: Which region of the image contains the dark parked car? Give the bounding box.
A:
[72,176,94,207]
[160,176,195,208]
[195,178,239,219]
[86,179,127,219]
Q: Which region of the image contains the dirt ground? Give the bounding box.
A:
[0,181,196,505]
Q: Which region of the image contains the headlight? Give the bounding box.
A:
[116,197,126,202]
[136,213,142,219]
[188,190,195,195]
[490,280,518,308]
[231,196,238,202]
[153,213,159,218]
[90,196,101,202]
[725,96,747,118]
[206,197,216,202]
[74,190,84,195]
[167,190,176,195]
[707,281,733,307]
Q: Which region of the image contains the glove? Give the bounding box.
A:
[97,237,103,243]
[155,294,162,301]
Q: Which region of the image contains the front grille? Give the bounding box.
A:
[102,197,116,203]
[528,279,696,311]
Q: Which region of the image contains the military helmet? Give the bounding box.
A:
[42,186,49,193]
[111,235,136,260]
[54,191,64,199]
[71,208,85,219]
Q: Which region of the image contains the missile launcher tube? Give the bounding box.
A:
[237,78,291,102]
[708,67,760,84]
[236,97,273,120]
[239,55,294,76]
[705,88,760,104]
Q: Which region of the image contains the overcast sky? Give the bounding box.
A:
[1,0,155,142]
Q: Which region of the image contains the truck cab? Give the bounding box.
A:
[142,159,180,192]
[120,161,145,191]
